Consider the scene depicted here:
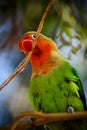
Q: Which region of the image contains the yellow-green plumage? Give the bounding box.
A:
[29,61,87,130]
[29,61,85,112]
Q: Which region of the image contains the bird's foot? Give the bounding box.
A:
[29,117,36,130]
[67,106,75,113]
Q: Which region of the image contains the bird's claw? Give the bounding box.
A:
[29,117,36,130]
[67,106,75,113]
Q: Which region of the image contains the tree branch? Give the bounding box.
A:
[11,111,87,130]
[0,0,54,91]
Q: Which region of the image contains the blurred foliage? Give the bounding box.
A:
[1,0,86,84]
[0,0,87,56]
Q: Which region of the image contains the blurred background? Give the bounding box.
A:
[0,0,87,126]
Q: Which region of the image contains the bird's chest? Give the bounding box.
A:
[29,74,69,112]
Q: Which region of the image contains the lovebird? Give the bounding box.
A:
[19,31,87,130]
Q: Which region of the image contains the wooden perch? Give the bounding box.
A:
[0,111,87,130]
[10,111,87,130]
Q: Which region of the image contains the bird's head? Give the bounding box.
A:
[19,31,62,76]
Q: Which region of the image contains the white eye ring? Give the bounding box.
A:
[32,34,36,39]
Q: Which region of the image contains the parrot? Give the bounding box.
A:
[18,31,87,130]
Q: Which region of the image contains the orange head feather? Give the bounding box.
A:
[19,32,63,77]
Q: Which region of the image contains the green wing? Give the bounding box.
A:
[63,61,86,110]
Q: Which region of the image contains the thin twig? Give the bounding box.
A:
[0,0,54,91]
[0,52,32,90]
[11,111,87,130]
[35,0,54,39]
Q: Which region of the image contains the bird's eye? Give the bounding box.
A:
[32,34,36,39]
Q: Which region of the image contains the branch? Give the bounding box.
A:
[0,52,32,90]
[0,0,54,91]
[11,111,87,130]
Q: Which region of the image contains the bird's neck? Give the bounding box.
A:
[30,49,64,78]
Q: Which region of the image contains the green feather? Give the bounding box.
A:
[28,61,87,130]
[29,61,86,112]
